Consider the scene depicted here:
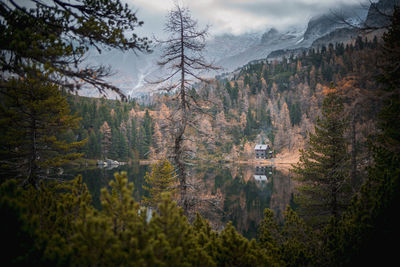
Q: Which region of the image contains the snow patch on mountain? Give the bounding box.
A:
[78,2,374,99]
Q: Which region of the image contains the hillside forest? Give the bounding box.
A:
[1,0,400,266]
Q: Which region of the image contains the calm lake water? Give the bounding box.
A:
[68,163,294,239]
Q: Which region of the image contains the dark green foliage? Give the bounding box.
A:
[279,208,319,266]
[320,7,400,265]
[215,222,276,266]
[143,110,154,150]
[67,95,154,161]
[258,208,319,266]
[244,108,258,139]
[380,6,400,91]
[288,101,301,126]
[149,194,215,266]
[226,82,239,105]
[0,0,150,98]
[273,71,292,91]
[292,92,351,227]
[257,209,281,260]
[2,172,275,266]
[1,180,44,266]
[142,159,177,208]
[0,74,85,186]
[2,4,400,267]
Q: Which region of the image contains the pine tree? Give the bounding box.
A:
[257,209,282,263]
[291,91,351,227]
[138,126,150,159]
[258,207,319,266]
[99,172,149,264]
[192,213,218,261]
[101,172,140,235]
[129,117,138,152]
[142,159,177,208]
[99,121,112,159]
[1,0,150,98]
[280,207,319,266]
[87,130,99,159]
[0,74,85,187]
[322,7,400,265]
[117,132,129,161]
[143,110,153,149]
[1,174,95,265]
[215,222,274,266]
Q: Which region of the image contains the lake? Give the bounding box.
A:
[67,163,294,239]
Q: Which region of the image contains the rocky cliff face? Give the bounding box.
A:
[311,28,357,48]
[79,1,391,99]
[300,14,345,47]
[214,27,304,74]
[364,0,397,28]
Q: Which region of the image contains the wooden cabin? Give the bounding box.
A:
[254,144,272,159]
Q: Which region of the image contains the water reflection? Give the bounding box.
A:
[67,164,149,209]
[66,163,293,239]
[253,165,273,184]
[97,164,121,171]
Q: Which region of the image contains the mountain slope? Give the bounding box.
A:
[79,2,374,98]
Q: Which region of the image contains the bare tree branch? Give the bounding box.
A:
[148,3,220,214]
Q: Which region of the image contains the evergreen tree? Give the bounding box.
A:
[232,82,239,104]
[244,108,256,138]
[99,121,112,159]
[215,222,275,266]
[142,159,177,208]
[138,126,150,159]
[192,213,218,262]
[143,109,153,149]
[87,130,100,159]
[258,207,319,266]
[257,209,282,262]
[1,175,94,265]
[117,132,129,161]
[292,91,351,227]
[279,207,319,266]
[226,81,233,99]
[129,117,138,152]
[321,7,400,265]
[0,74,85,187]
[289,101,302,126]
[148,194,214,266]
[0,0,150,98]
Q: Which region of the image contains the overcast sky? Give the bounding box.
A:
[128,0,371,38]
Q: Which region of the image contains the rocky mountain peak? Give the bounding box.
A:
[261,28,280,43]
[364,0,397,28]
[302,14,342,45]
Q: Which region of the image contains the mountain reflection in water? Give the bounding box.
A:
[67,163,294,239]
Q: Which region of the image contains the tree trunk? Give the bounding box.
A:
[351,114,357,190]
[177,8,188,214]
[27,118,38,187]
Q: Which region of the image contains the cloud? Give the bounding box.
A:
[128,0,371,37]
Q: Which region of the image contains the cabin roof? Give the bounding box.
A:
[254,144,268,150]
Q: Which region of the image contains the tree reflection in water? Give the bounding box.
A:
[66,163,293,239]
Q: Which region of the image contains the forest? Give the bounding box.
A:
[67,35,380,170]
[1,0,399,266]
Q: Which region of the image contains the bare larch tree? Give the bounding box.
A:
[153,3,219,213]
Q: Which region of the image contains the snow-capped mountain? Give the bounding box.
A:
[213,26,305,73]
[78,1,380,99]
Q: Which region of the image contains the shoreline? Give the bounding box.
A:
[139,154,299,167]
